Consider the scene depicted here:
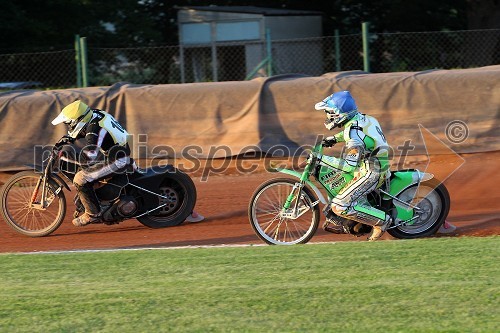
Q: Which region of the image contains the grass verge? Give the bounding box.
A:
[0,236,498,332]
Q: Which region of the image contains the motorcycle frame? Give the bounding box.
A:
[275,143,433,225]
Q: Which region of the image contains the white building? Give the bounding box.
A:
[176,6,323,82]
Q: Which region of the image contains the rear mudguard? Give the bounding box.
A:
[388,169,434,221]
[129,164,178,188]
[275,168,328,205]
[129,164,196,211]
[389,169,434,197]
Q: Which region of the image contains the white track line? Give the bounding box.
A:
[5,241,340,255]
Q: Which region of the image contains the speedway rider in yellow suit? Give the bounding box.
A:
[315,91,392,241]
[52,100,131,227]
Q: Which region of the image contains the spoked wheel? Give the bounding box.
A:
[136,171,196,228]
[0,171,66,237]
[387,179,450,239]
[248,178,320,245]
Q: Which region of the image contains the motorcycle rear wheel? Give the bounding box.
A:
[0,171,66,237]
[387,179,450,239]
[136,170,196,228]
[248,178,320,245]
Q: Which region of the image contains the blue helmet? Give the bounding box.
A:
[315,91,359,129]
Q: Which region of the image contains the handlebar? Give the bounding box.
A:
[313,142,324,154]
[302,144,323,174]
[54,135,74,149]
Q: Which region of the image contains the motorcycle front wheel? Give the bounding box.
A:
[0,171,66,237]
[248,178,320,245]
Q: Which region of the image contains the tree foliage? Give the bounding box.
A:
[0,0,487,53]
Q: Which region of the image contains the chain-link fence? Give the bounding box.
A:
[369,29,500,72]
[1,29,499,90]
[0,49,76,89]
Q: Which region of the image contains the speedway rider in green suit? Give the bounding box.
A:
[315,91,392,241]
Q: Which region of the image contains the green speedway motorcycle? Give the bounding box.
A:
[248,142,450,245]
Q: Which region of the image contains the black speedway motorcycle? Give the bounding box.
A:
[0,136,197,237]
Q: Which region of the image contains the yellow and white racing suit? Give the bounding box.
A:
[73,110,131,216]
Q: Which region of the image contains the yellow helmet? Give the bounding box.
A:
[52,100,92,138]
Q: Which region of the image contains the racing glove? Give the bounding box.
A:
[322,136,337,147]
[55,135,74,148]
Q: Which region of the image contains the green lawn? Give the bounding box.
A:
[0,236,498,332]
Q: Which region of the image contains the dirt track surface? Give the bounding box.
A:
[1,152,499,253]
